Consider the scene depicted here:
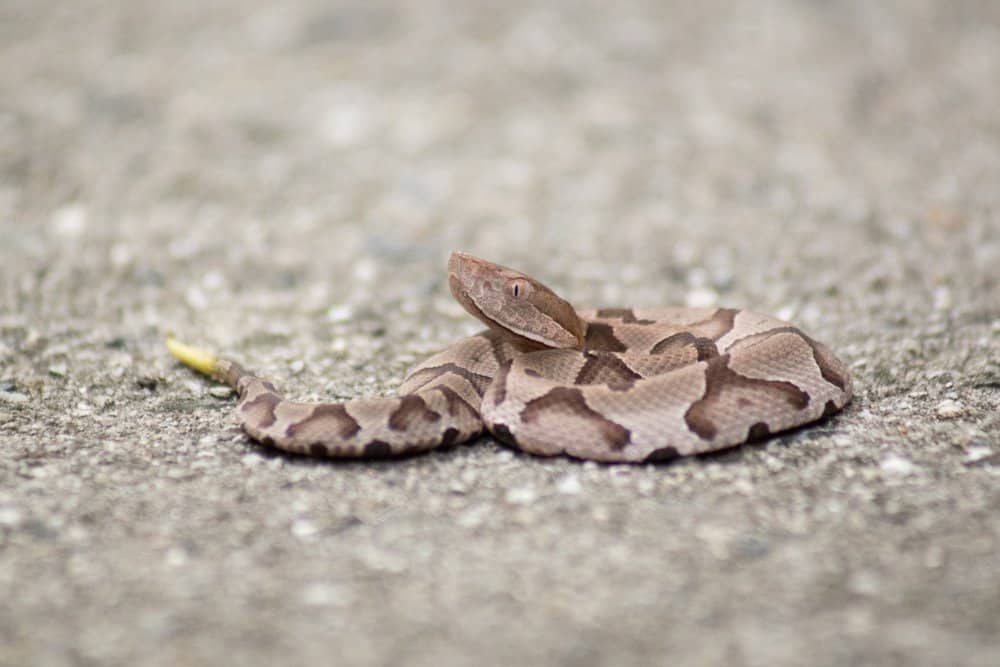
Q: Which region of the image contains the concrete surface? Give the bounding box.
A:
[1,1,998,665]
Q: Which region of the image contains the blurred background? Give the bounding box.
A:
[1,1,997,665]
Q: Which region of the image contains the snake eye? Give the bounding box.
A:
[510,280,529,298]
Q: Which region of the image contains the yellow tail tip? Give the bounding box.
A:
[165,335,219,376]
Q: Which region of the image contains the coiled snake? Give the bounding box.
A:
[168,252,851,463]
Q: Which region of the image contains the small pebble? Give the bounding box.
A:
[555,474,582,495]
[0,505,22,527]
[880,453,916,477]
[48,363,68,377]
[49,203,88,238]
[182,380,204,396]
[184,286,209,310]
[201,270,226,290]
[963,446,992,464]
[847,569,881,596]
[300,582,352,607]
[209,386,234,399]
[456,505,488,528]
[685,287,718,308]
[935,399,964,419]
[637,478,655,495]
[164,547,189,568]
[327,304,354,322]
[291,519,319,540]
[505,485,537,505]
[352,258,378,283]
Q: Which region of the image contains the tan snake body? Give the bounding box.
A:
[168,252,851,463]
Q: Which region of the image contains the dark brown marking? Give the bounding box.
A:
[747,422,771,441]
[650,332,719,360]
[259,435,276,448]
[491,360,512,407]
[432,386,480,420]
[440,427,461,448]
[729,327,848,393]
[574,352,641,390]
[286,403,361,441]
[388,395,441,431]
[595,308,655,324]
[363,440,393,457]
[239,392,281,429]
[803,336,848,392]
[309,443,329,456]
[524,368,541,377]
[481,332,513,367]
[688,308,738,340]
[644,446,680,463]
[821,399,840,418]
[583,322,628,352]
[685,354,810,440]
[522,386,631,451]
[490,423,518,447]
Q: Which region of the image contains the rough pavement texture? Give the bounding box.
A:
[1,1,998,665]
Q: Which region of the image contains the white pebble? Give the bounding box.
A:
[847,569,881,596]
[880,453,917,477]
[685,287,718,308]
[209,386,233,399]
[184,286,209,310]
[49,203,88,239]
[164,547,188,568]
[326,304,354,322]
[0,505,22,527]
[352,258,378,283]
[932,286,952,311]
[300,582,352,607]
[457,505,488,528]
[963,446,992,464]
[291,519,319,540]
[505,485,537,505]
[241,454,264,467]
[935,399,964,419]
[555,474,582,495]
[201,270,226,291]
[321,98,372,147]
[109,243,133,267]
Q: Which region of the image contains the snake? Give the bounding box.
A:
[167,252,852,463]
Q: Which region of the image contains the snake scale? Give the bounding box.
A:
[168,252,852,463]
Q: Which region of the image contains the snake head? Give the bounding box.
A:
[447,251,586,349]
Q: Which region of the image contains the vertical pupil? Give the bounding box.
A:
[513,284,519,297]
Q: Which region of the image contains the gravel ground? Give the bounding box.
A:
[1,1,998,665]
